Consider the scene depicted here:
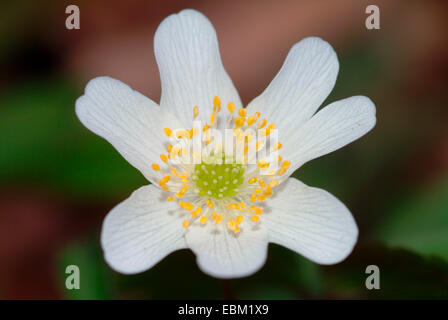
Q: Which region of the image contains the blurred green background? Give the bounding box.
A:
[1,0,447,299]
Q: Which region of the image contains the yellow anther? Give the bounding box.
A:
[255,207,263,215]
[190,128,199,138]
[166,144,173,153]
[282,160,291,168]
[203,123,210,132]
[267,123,276,131]
[273,142,282,150]
[211,212,218,219]
[234,117,245,127]
[164,128,173,137]
[179,201,194,211]
[161,185,169,191]
[160,175,171,184]
[254,112,261,118]
[236,215,244,225]
[167,196,174,201]
[257,195,267,201]
[228,219,236,230]
[176,130,188,139]
[276,155,282,162]
[226,203,239,210]
[263,186,273,197]
[210,112,216,124]
[256,141,263,151]
[238,108,247,117]
[277,167,287,176]
[257,160,269,169]
[200,216,207,224]
[227,102,236,113]
[254,188,262,194]
[213,96,221,108]
[248,177,258,184]
[250,193,257,202]
[259,179,266,187]
[193,106,199,119]
[170,168,178,176]
[257,119,267,129]
[215,214,223,224]
[233,225,240,233]
[151,163,160,171]
[247,115,256,126]
[160,154,168,163]
[269,180,279,188]
[182,220,190,228]
[206,200,214,208]
[191,207,202,218]
[176,189,186,198]
[251,215,260,222]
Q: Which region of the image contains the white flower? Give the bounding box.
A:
[75,9,376,279]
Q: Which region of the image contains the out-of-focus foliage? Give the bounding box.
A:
[0,80,146,200]
[375,174,448,261]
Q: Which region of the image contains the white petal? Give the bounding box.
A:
[101,184,187,274]
[263,178,358,265]
[76,76,183,183]
[283,96,376,173]
[246,37,339,136]
[185,222,268,279]
[154,9,241,127]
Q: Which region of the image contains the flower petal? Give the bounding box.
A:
[185,222,268,279]
[154,9,242,127]
[263,178,358,265]
[246,37,339,136]
[283,95,376,174]
[101,184,187,274]
[76,76,183,183]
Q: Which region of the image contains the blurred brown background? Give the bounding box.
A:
[1,0,447,299]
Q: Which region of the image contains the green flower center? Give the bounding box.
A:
[193,157,245,199]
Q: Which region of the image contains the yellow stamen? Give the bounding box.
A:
[206,200,214,208]
[274,142,282,150]
[179,201,194,211]
[182,220,190,228]
[248,177,258,184]
[234,117,245,127]
[238,108,247,117]
[251,215,260,222]
[160,154,168,163]
[227,102,236,113]
[257,119,267,129]
[193,106,199,119]
[200,216,207,224]
[269,180,279,188]
[167,196,174,201]
[151,163,160,171]
[164,128,172,137]
[277,167,287,176]
[236,215,244,225]
[282,160,291,168]
[213,96,221,109]
[247,115,256,126]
